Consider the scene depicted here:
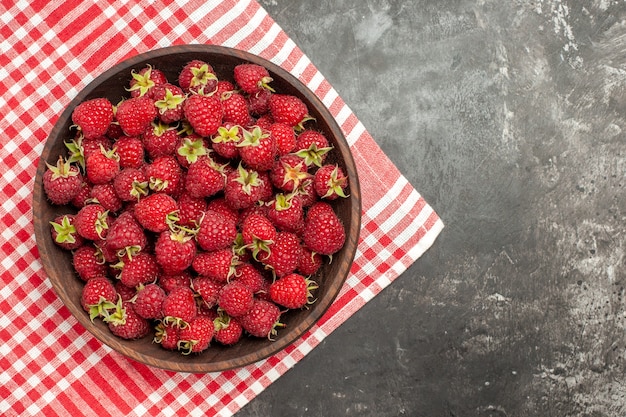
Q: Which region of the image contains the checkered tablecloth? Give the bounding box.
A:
[0,1,443,415]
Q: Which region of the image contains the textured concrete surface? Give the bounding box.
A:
[238,1,626,415]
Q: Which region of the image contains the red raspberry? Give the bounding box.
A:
[218,281,254,317]
[269,272,317,309]
[43,157,83,205]
[162,286,197,328]
[196,210,237,252]
[268,94,309,127]
[71,97,114,139]
[239,299,283,339]
[116,95,158,137]
[74,203,111,240]
[178,316,215,353]
[134,283,166,319]
[134,192,178,233]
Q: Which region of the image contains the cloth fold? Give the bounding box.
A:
[0,1,443,416]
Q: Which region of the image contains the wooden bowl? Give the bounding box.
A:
[32,45,361,373]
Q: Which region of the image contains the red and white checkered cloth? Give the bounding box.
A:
[0,1,443,415]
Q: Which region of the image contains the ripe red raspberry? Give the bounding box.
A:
[90,183,123,213]
[150,82,185,124]
[144,155,183,195]
[74,203,111,240]
[154,230,196,274]
[196,210,237,252]
[80,276,117,319]
[297,246,323,276]
[85,147,120,185]
[233,63,273,94]
[114,135,145,169]
[237,126,277,172]
[268,122,296,155]
[178,60,218,94]
[211,124,242,160]
[107,300,151,340]
[239,299,283,339]
[224,164,264,210]
[192,249,237,282]
[43,157,83,205]
[176,191,207,228]
[134,192,178,233]
[313,164,349,200]
[269,273,317,309]
[128,64,168,98]
[266,193,304,234]
[143,121,180,160]
[294,129,333,168]
[183,93,223,137]
[221,91,252,126]
[270,154,311,193]
[184,156,225,199]
[260,232,302,278]
[162,286,197,328]
[154,321,180,350]
[268,94,309,127]
[218,281,254,317]
[73,244,108,281]
[105,210,148,256]
[116,95,158,137]
[178,316,215,354]
[113,168,148,202]
[159,271,192,294]
[117,252,160,288]
[192,276,223,309]
[134,283,166,319]
[71,97,114,139]
[214,315,243,346]
[302,202,346,255]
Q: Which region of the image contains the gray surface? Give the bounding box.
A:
[238,1,626,415]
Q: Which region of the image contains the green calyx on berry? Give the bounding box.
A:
[322,165,349,199]
[154,88,185,113]
[177,136,209,165]
[101,296,126,325]
[46,156,80,181]
[150,120,177,136]
[232,232,248,258]
[87,295,119,322]
[50,215,78,245]
[93,209,111,240]
[163,315,190,330]
[280,159,309,190]
[127,64,156,97]
[237,126,269,148]
[272,192,295,211]
[212,125,241,145]
[149,176,169,192]
[294,115,315,133]
[294,142,333,168]
[178,120,195,136]
[304,277,319,306]
[130,179,149,201]
[64,139,86,171]
[190,64,218,89]
[257,75,275,93]
[177,338,198,355]
[233,163,261,196]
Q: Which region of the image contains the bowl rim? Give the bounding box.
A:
[32,44,361,373]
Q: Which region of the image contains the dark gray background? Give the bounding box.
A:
[239,1,626,415]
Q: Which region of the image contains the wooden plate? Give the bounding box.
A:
[32,45,361,373]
